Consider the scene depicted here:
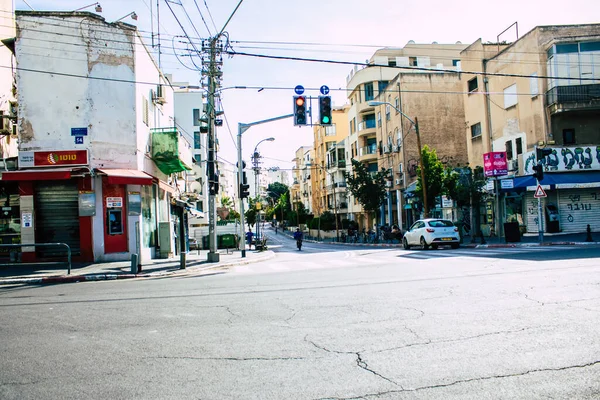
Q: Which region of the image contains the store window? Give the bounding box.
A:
[0,184,20,251]
[142,185,157,247]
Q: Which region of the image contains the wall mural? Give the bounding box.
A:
[524,146,600,174]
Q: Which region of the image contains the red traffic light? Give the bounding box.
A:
[296,96,305,107]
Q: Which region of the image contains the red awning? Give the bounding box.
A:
[1,167,74,181]
[97,169,153,185]
[158,180,178,194]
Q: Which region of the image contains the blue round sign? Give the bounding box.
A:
[294,85,305,95]
[320,85,330,95]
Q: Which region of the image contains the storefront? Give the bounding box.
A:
[0,181,21,260]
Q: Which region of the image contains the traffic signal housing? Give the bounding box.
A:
[532,164,544,181]
[293,96,307,126]
[239,171,250,198]
[536,147,553,161]
[318,96,332,125]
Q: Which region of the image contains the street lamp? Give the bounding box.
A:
[73,2,102,12]
[114,11,138,23]
[368,101,429,218]
[252,137,275,246]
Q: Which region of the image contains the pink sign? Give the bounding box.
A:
[483,152,508,177]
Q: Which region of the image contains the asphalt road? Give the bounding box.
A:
[1,231,599,399]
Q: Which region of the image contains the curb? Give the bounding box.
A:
[0,251,276,286]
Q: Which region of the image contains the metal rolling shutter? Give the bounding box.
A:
[35,182,80,257]
[558,189,600,234]
[524,192,546,234]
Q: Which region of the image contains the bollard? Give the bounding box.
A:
[586,224,593,242]
[131,254,138,274]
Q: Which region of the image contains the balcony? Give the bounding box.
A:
[358,119,377,137]
[326,160,346,169]
[546,84,600,113]
[151,127,193,175]
[358,145,378,161]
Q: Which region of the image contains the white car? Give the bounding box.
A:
[403,219,460,250]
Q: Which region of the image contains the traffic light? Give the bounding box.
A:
[293,96,307,126]
[318,96,332,125]
[239,172,250,198]
[536,147,553,161]
[532,164,544,181]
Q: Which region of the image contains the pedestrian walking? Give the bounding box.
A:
[246,228,254,250]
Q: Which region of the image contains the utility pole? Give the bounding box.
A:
[204,37,222,263]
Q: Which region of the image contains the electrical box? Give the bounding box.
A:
[158,222,172,258]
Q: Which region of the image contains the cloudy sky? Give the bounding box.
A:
[16,0,600,175]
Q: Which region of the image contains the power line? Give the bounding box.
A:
[202,0,218,33]
[218,0,244,38]
[225,50,600,82]
[192,0,213,36]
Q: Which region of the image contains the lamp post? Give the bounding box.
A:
[252,138,275,244]
[368,101,429,218]
[73,2,102,12]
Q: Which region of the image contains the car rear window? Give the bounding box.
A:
[428,220,454,227]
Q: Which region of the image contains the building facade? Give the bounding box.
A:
[2,11,192,262]
[463,25,600,236]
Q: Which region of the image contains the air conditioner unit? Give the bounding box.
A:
[383,145,391,154]
[395,178,403,185]
[508,159,518,171]
[392,145,399,152]
[153,85,166,105]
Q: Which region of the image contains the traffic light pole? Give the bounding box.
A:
[238,114,292,257]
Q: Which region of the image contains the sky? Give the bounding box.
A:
[15,0,600,176]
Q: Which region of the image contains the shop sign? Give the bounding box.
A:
[18,150,88,168]
[79,191,96,216]
[500,179,514,189]
[441,195,453,208]
[483,152,508,177]
[22,212,32,228]
[106,197,123,208]
[524,145,600,174]
[485,180,495,191]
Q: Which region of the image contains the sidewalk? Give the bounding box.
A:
[277,227,600,249]
[0,249,274,286]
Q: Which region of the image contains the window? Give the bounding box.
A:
[394,97,399,110]
[468,77,478,92]
[378,81,389,93]
[580,41,600,52]
[529,73,539,97]
[504,84,518,108]
[556,43,579,54]
[516,138,523,155]
[325,125,336,136]
[505,141,513,160]
[193,108,200,126]
[409,57,417,66]
[377,112,382,128]
[385,105,391,121]
[452,59,460,66]
[563,129,576,145]
[196,201,204,212]
[363,114,376,129]
[364,82,374,101]
[471,122,482,138]
[142,97,149,126]
[194,131,201,150]
[388,58,396,67]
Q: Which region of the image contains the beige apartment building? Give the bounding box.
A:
[311,106,349,221]
[348,43,468,230]
[462,24,600,237]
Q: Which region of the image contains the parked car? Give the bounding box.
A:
[189,237,199,250]
[403,219,460,250]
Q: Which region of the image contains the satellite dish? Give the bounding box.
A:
[407,40,416,44]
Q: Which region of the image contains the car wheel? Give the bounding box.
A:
[403,237,410,250]
[420,237,429,250]
[451,243,459,249]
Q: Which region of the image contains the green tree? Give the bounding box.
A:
[245,196,259,227]
[345,159,389,223]
[416,145,451,217]
[266,182,289,204]
[445,165,486,236]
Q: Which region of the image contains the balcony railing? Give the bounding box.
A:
[546,84,600,107]
[358,119,376,131]
[359,145,377,157]
[326,160,346,169]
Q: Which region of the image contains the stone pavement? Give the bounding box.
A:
[0,249,274,286]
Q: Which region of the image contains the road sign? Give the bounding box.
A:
[320,85,330,95]
[294,85,305,95]
[75,136,84,144]
[534,185,547,198]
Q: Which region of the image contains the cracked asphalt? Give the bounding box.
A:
[1,240,599,399]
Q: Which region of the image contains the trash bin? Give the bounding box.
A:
[504,222,521,243]
[219,234,236,249]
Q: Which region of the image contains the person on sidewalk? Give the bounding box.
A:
[246,228,254,250]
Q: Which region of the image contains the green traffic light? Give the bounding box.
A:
[322,116,330,124]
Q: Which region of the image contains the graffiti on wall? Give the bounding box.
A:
[524,146,600,174]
